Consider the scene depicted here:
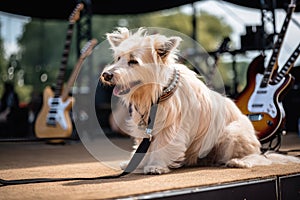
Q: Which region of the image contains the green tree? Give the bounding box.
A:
[0,21,8,95]
[18,19,78,93]
[16,8,234,101]
[92,10,232,51]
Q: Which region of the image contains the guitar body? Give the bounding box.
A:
[34,86,74,138]
[235,55,294,143]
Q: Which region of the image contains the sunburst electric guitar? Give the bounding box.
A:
[34,3,84,138]
[235,0,297,143]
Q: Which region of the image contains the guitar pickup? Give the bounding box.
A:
[257,90,267,94]
[49,109,57,114]
[252,104,263,108]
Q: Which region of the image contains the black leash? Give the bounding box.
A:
[0,138,150,186]
[0,103,158,187]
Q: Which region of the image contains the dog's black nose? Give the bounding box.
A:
[102,72,113,81]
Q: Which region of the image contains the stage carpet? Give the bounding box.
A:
[0,133,299,199]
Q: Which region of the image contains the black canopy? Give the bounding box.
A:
[0,0,298,20]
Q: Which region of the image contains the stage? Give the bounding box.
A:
[0,133,299,200]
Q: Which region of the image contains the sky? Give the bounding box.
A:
[0,0,299,66]
[0,12,30,58]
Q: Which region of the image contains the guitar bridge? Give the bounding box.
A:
[46,117,57,127]
[247,114,263,121]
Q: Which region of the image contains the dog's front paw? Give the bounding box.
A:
[144,165,170,175]
[226,159,252,168]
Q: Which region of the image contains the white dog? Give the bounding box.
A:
[100,27,300,174]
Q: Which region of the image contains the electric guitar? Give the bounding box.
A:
[235,0,297,143]
[35,3,84,138]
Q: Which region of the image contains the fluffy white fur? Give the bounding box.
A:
[100,27,300,174]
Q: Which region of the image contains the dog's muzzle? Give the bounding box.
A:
[101,71,142,96]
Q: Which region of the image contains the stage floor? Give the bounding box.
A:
[0,132,300,199]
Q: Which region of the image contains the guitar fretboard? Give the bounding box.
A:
[260,1,296,88]
[273,42,300,84]
[54,22,75,98]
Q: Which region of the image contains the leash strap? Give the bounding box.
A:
[0,104,159,186]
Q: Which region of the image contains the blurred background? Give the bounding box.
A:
[0,0,299,140]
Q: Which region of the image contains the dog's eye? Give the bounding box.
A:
[128,60,138,66]
[117,57,121,61]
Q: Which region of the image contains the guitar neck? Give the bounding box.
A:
[273,42,300,84]
[61,56,85,101]
[54,22,75,98]
[52,3,84,98]
[61,39,98,101]
[260,0,296,88]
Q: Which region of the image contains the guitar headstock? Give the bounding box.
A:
[288,0,297,8]
[80,39,98,59]
[291,0,297,5]
[69,3,84,23]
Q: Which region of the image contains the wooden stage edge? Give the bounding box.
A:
[121,173,300,200]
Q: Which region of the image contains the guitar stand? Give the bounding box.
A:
[261,130,300,157]
[260,130,282,153]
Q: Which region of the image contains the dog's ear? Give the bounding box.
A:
[155,36,182,59]
[106,27,130,48]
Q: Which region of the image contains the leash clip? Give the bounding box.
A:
[144,103,158,142]
[145,128,153,141]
